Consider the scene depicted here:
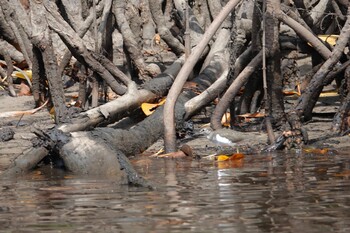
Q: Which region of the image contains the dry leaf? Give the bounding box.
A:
[317,35,339,46]
[17,82,31,96]
[308,35,339,47]
[319,91,339,97]
[217,159,244,169]
[221,112,231,127]
[12,70,32,80]
[217,155,230,161]
[216,153,245,161]
[303,148,329,155]
[230,153,245,160]
[283,90,300,96]
[141,98,166,116]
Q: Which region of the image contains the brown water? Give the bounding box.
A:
[1,151,350,233]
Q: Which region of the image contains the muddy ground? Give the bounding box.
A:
[0,83,349,175]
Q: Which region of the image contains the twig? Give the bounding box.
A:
[0,99,49,118]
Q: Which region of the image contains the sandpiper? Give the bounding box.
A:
[201,127,266,149]
[207,128,243,146]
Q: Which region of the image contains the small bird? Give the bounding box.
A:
[206,129,244,146]
[201,128,266,148]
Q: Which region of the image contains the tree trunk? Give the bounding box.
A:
[265,0,285,125]
[332,65,350,133]
[30,0,69,124]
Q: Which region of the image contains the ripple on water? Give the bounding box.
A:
[0,151,350,232]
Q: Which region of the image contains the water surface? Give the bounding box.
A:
[1,151,350,232]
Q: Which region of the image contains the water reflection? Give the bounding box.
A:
[0,151,350,232]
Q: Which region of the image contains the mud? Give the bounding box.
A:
[0,84,349,175]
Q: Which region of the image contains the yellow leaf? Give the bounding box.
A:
[12,70,32,80]
[141,98,166,116]
[318,35,339,46]
[319,91,339,97]
[303,148,329,155]
[221,112,231,127]
[141,103,158,116]
[308,35,339,47]
[216,155,230,161]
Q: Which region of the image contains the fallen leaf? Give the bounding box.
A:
[217,159,244,169]
[308,35,339,47]
[221,112,231,127]
[230,153,245,160]
[12,70,32,80]
[319,91,339,97]
[141,98,166,116]
[303,148,329,155]
[216,153,245,161]
[317,35,339,46]
[283,90,300,96]
[217,155,230,161]
[17,82,31,96]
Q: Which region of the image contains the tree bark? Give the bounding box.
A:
[30,0,68,124]
[296,6,350,121]
[265,0,285,124]
[113,0,149,80]
[57,0,104,76]
[45,1,127,96]
[1,0,33,68]
[276,10,332,60]
[332,65,350,133]
[148,0,185,55]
